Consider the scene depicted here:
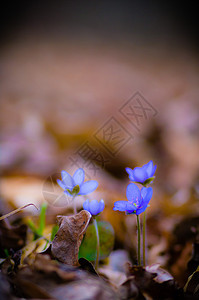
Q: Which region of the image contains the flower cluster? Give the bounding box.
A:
[57,161,156,268]
[57,161,156,217]
[113,160,156,215]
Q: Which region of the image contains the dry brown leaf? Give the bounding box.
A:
[146,263,174,283]
[123,263,182,299]
[51,210,91,266]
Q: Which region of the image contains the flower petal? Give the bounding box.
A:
[145,160,153,177]
[73,168,85,186]
[99,199,105,213]
[125,167,135,181]
[141,186,148,199]
[152,164,157,176]
[88,199,101,215]
[113,201,129,211]
[57,179,66,190]
[61,170,74,189]
[140,187,153,215]
[126,183,141,204]
[113,200,136,212]
[79,180,98,195]
[141,186,153,204]
[83,199,90,211]
[133,167,148,183]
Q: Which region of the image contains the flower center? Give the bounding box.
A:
[133,196,140,208]
[66,185,80,195]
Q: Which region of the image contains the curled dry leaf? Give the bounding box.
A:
[146,263,174,283]
[122,262,182,299]
[51,210,91,266]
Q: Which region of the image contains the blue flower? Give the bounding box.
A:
[113,183,153,215]
[83,199,105,216]
[126,160,157,185]
[57,168,98,196]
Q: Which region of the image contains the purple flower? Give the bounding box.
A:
[57,168,98,196]
[113,183,153,215]
[126,160,157,185]
[83,199,105,216]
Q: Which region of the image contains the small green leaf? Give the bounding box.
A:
[27,219,38,233]
[78,221,114,261]
[27,203,47,240]
[51,225,59,241]
[43,240,50,251]
[37,203,48,236]
[4,249,9,257]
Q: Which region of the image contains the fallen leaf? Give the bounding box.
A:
[51,210,91,265]
[123,262,182,300]
[146,263,174,283]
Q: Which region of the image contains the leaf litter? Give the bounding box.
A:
[1,191,199,299]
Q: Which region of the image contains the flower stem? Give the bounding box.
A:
[93,218,100,270]
[143,210,146,266]
[73,195,77,214]
[136,214,141,266]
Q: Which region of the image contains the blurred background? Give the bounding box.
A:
[0,0,199,284]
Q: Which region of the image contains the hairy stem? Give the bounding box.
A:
[143,210,146,266]
[93,218,100,270]
[73,195,77,214]
[136,214,141,266]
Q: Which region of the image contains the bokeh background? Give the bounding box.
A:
[0,1,199,285]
